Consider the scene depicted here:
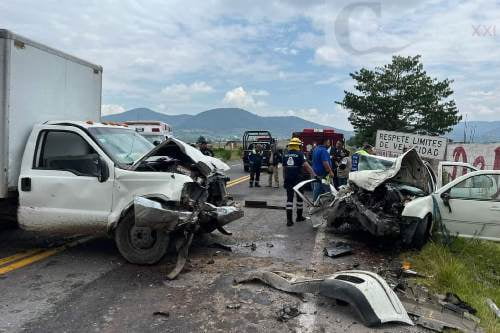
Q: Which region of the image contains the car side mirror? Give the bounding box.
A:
[440,191,452,213]
[97,156,110,183]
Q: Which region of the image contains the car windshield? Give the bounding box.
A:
[357,154,395,171]
[88,127,154,165]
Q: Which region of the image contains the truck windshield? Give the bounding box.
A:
[88,127,154,165]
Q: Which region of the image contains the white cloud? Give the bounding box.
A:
[284,105,352,130]
[101,104,125,116]
[161,81,214,102]
[273,47,298,55]
[222,87,268,109]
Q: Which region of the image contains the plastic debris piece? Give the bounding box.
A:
[323,241,352,258]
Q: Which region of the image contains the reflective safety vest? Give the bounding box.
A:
[351,149,368,171]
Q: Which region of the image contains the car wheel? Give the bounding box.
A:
[115,209,170,265]
[411,215,431,249]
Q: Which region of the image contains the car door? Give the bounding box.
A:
[18,126,114,233]
[436,171,500,241]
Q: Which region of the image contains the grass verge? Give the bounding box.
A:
[403,238,500,333]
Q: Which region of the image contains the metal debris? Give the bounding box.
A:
[236,270,414,327]
[277,305,302,322]
[244,200,285,210]
[226,303,241,310]
[153,311,170,318]
[235,271,323,294]
[166,233,194,280]
[443,292,477,315]
[323,241,352,258]
[486,298,500,319]
[402,298,483,332]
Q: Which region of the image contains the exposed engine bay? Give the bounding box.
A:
[296,149,436,246]
[133,139,231,207]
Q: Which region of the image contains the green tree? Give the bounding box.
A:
[336,55,461,146]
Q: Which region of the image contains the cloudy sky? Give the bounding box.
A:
[2,0,500,130]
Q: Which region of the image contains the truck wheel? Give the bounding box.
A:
[411,216,431,249]
[244,165,249,172]
[115,209,170,265]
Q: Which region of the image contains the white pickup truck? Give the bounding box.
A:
[0,30,242,272]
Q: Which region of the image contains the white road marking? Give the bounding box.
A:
[230,163,241,167]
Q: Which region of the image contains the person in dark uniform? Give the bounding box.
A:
[249,144,263,187]
[283,137,315,226]
[197,137,214,157]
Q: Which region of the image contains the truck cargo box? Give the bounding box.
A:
[0,29,102,198]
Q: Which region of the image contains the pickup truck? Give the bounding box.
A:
[0,30,242,274]
[242,130,275,172]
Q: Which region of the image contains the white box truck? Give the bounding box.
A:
[0,30,241,273]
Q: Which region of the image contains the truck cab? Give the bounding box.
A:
[242,130,275,172]
[16,121,241,266]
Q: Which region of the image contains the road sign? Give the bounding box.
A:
[375,130,447,160]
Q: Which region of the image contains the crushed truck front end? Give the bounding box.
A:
[18,122,242,274]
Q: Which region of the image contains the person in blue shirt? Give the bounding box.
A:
[283,137,315,226]
[312,138,334,202]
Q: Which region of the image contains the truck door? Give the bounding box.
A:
[18,127,114,233]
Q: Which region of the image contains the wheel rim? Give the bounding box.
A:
[129,226,157,250]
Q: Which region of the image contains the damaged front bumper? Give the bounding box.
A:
[133,196,243,233]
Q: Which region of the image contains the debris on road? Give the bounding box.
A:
[243,242,257,251]
[226,303,241,310]
[323,241,352,258]
[236,270,414,327]
[443,292,477,315]
[277,305,302,322]
[244,200,285,210]
[402,298,483,332]
[265,242,274,248]
[152,311,170,318]
[486,298,500,319]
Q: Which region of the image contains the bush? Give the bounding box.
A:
[213,148,232,161]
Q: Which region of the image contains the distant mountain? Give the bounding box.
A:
[104,108,500,143]
[448,121,500,143]
[103,108,192,128]
[103,107,352,141]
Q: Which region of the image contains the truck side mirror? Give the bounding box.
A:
[97,156,110,183]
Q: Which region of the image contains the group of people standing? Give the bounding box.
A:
[247,144,283,188]
[247,137,375,227]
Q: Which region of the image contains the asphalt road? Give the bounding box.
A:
[0,164,426,333]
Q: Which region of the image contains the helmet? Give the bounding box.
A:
[288,137,302,148]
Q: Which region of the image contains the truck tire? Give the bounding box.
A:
[411,215,431,249]
[114,209,170,265]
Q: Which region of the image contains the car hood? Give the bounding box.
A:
[133,137,229,175]
[349,149,432,193]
